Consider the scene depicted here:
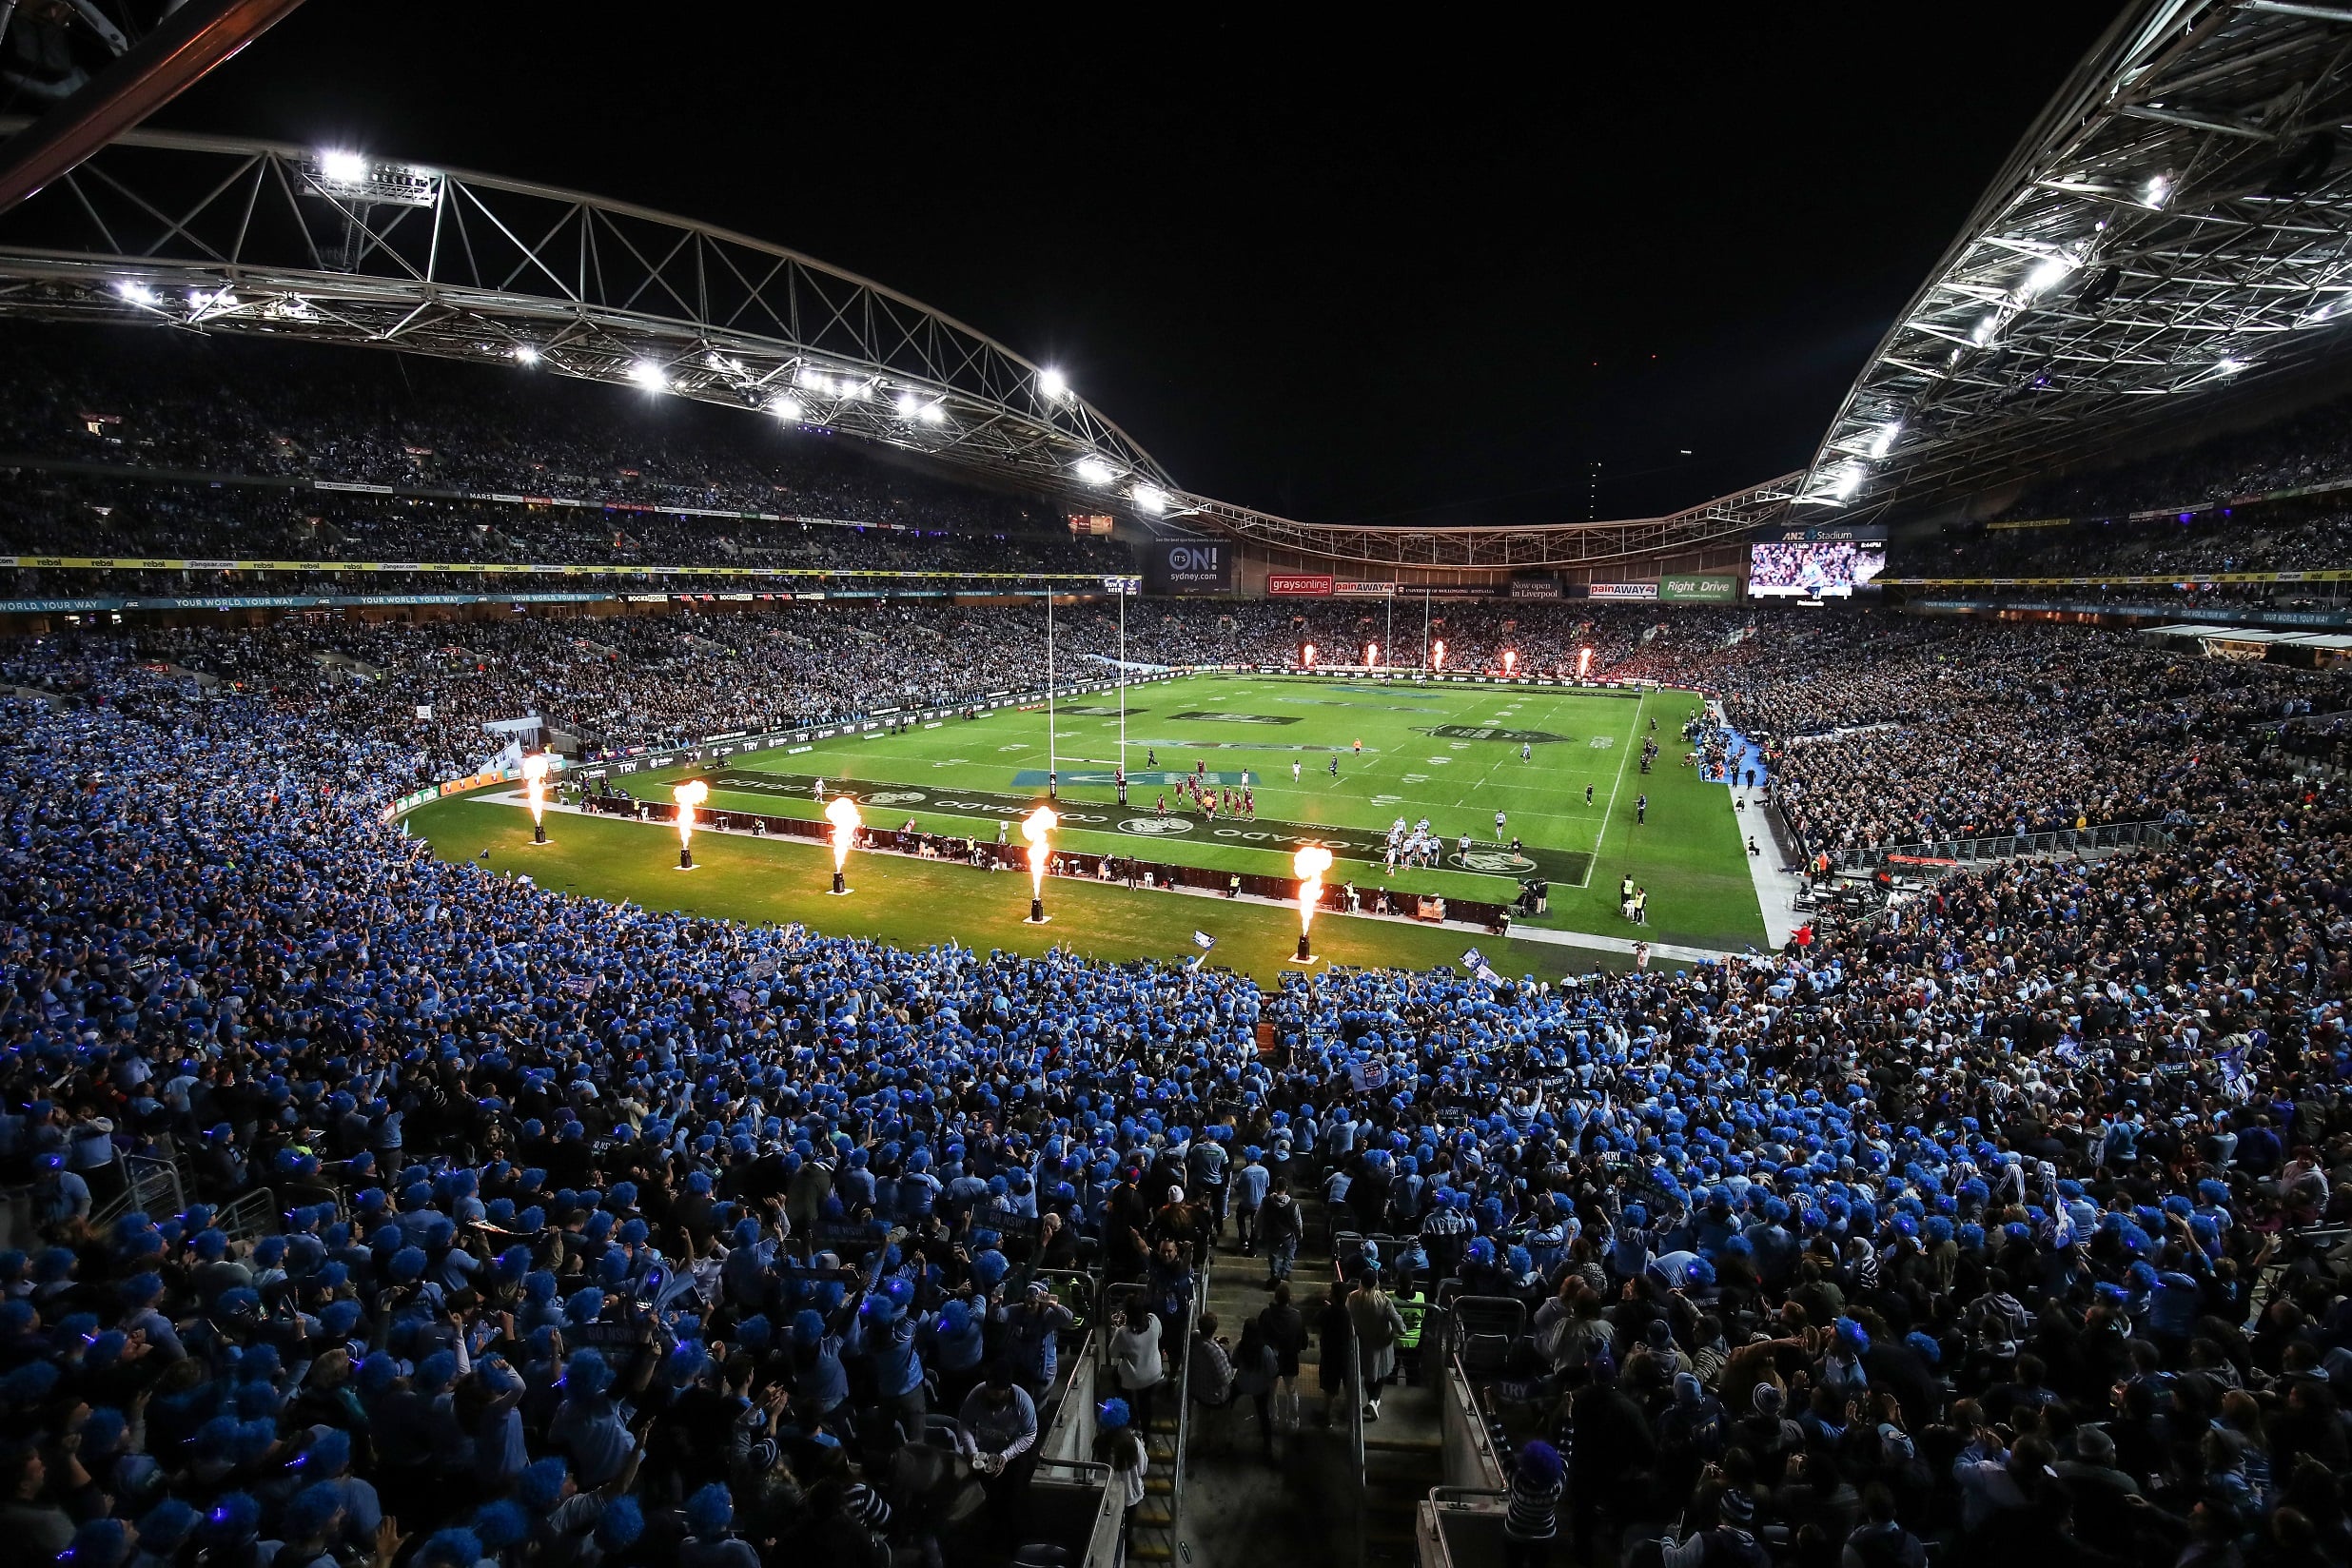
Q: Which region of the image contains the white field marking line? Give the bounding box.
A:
[1583,687,1648,888]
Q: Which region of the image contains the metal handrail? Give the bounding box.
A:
[1066,1458,1125,1568]
[91,1153,182,1228]
[216,1186,279,1244]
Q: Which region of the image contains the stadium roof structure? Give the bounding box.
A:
[0,120,1176,511]
[0,117,1802,572]
[1798,0,2352,520]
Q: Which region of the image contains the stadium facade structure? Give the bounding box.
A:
[0,118,1790,591]
[6,0,2352,588]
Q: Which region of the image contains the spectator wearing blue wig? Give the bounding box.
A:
[549,1346,643,1487]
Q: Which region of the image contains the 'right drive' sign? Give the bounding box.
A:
[1660,573,1738,602]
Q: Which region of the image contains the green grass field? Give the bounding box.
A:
[404,796,1634,984]
[408,674,1766,965]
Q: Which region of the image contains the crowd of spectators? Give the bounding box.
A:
[0,479,1130,587]
[96,603,1152,780]
[1900,386,2352,580]
[0,324,1059,532]
[1618,616,2344,856]
[0,617,2348,1568]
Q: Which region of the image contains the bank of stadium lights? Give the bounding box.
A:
[2145,173,2172,209]
[112,281,158,307]
[1130,484,1168,515]
[1073,456,1117,487]
[303,148,438,208]
[512,344,539,366]
[2019,253,2076,300]
[628,361,669,392]
[769,395,805,421]
[1039,368,1069,401]
[1869,421,1901,460]
[894,392,949,426]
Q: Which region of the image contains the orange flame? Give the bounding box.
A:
[519,752,552,826]
[1023,806,1059,900]
[1302,643,1317,669]
[673,779,709,850]
[1363,641,1380,668]
[1502,649,1517,676]
[1577,646,1593,678]
[1293,843,1334,934]
[825,794,862,872]
[1432,639,1445,671]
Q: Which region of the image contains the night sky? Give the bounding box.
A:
[154,5,2126,525]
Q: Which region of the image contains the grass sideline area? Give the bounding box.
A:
[590,673,1767,951]
[405,795,1643,983]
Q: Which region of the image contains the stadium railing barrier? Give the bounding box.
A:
[1827,818,2174,872]
[92,1152,183,1230]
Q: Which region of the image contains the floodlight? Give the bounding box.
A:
[2144,174,2171,208]
[896,392,922,419]
[319,149,367,185]
[917,402,948,426]
[628,361,668,391]
[2216,358,2247,376]
[1970,315,1998,345]
[1074,456,1115,486]
[1830,463,1865,500]
[513,344,539,365]
[796,367,824,390]
[840,380,870,402]
[1131,484,1167,515]
[1869,421,1901,459]
[112,281,157,306]
[2020,255,2075,298]
[1039,367,1068,401]
[770,395,804,421]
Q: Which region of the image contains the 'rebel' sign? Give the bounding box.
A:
[1146,539,1234,596]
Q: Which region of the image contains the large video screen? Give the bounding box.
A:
[1749,539,1887,598]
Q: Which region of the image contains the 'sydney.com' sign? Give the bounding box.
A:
[1145,540,1234,596]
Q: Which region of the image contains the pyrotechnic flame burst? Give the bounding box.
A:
[825,794,862,872]
[1294,843,1335,934]
[1022,806,1059,899]
[673,779,709,849]
[520,753,552,825]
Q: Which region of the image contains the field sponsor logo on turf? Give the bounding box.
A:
[1121,817,1195,835]
[1414,725,1571,744]
[865,791,929,806]
[1452,850,1539,873]
[1166,711,1301,725]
